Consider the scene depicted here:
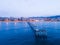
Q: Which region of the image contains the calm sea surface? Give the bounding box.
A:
[0,22,60,45]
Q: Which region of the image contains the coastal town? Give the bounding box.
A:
[0,15,60,22]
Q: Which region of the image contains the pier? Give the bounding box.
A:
[27,22,47,40]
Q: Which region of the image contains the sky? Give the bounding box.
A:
[0,0,60,17]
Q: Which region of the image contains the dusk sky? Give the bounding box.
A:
[0,0,60,17]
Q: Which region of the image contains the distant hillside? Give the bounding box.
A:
[47,15,60,18]
[29,15,60,18]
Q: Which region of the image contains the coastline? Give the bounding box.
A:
[0,20,60,22]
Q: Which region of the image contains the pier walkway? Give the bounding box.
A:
[27,22,47,40]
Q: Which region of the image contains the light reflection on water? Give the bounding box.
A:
[0,22,60,45]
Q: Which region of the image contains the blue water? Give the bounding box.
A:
[0,22,60,45]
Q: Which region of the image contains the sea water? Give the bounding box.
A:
[0,22,60,45]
